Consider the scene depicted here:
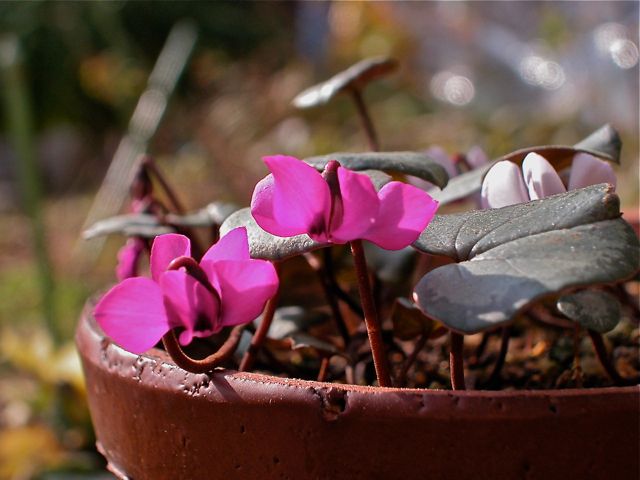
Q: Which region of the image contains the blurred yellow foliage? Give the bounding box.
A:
[0,425,65,480]
[0,326,85,394]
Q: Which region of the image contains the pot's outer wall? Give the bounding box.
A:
[76,311,640,480]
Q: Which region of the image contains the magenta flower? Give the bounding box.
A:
[250,155,438,250]
[115,237,146,281]
[481,152,616,209]
[94,227,279,354]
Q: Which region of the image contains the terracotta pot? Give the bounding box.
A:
[76,308,639,480]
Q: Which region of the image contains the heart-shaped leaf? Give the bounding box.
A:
[83,213,173,239]
[305,152,449,189]
[219,208,327,261]
[292,57,398,109]
[557,290,621,333]
[414,184,620,260]
[413,185,639,334]
[430,124,621,205]
[219,170,392,261]
[364,244,416,283]
[391,298,434,341]
[167,202,239,227]
[500,124,621,166]
[266,306,330,340]
[83,202,239,240]
[287,333,345,357]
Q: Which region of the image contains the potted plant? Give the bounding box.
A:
[77,58,639,479]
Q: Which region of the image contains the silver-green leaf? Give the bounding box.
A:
[305,152,449,189]
[557,290,621,333]
[413,185,639,334]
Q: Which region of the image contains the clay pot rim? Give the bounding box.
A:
[78,304,638,400]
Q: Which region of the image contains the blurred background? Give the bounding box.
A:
[0,2,637,478]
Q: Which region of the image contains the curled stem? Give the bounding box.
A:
[239,283,280,372]
[449,332,466,390]
[349,239,392,387]
[160,255,244,373]
[162,325,245,374]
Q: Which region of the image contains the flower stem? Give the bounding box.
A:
[449,332,466,390]
[572,324,583,387]
[486,327,511,388]
[160,255,244,373]
[239,285,280,372]
[398,331,428,386]
[469,331,492,367]
[349,87,379,151]
[162,325,245,373]
[317,356,330,382]
[142,155,205,259]
[588,330,638,386]
[324,255,364,318]
[349,239,392,387]
[304,251,351,346]
[141,155,186,214]
[167,257,218,297]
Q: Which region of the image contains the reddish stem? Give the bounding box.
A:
[317,356,330,382]
[349,87,379,151]
[449,332,466,390]
[469,331,492,367]
[141,155,204,258]
[239,285,280,372]
[572,324,584,387]
[141,155,186,214]
[167,257,217,297]
[349,239,392,387]
[486,327,511,387]
[304,252,351,346]
[323,249,363,318]
[162,325,245,374]
[398,331,428,386]
[588,330,638,386]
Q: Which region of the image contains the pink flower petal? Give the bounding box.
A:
[150,234,191,281]
[407,146,457,190]
[159,270,220,346]
[480,161,530,208]
[201,227,250,264]
[466,146,489,169]
[522,153,566,200]
[206,259,279,328]
[251,155,330,238]
[363,181,438,250]
[94,277,169,354]
[568,153,617,191]
[328,167,379,244]
[426,146,458,178]
[115,237,146,281]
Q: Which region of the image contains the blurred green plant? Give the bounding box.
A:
[0,35,58,342]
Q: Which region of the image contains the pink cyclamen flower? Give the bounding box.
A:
[481,152,616,209]
[115,237,146,281]
[250,155,438,250]
[95,227,279,354]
